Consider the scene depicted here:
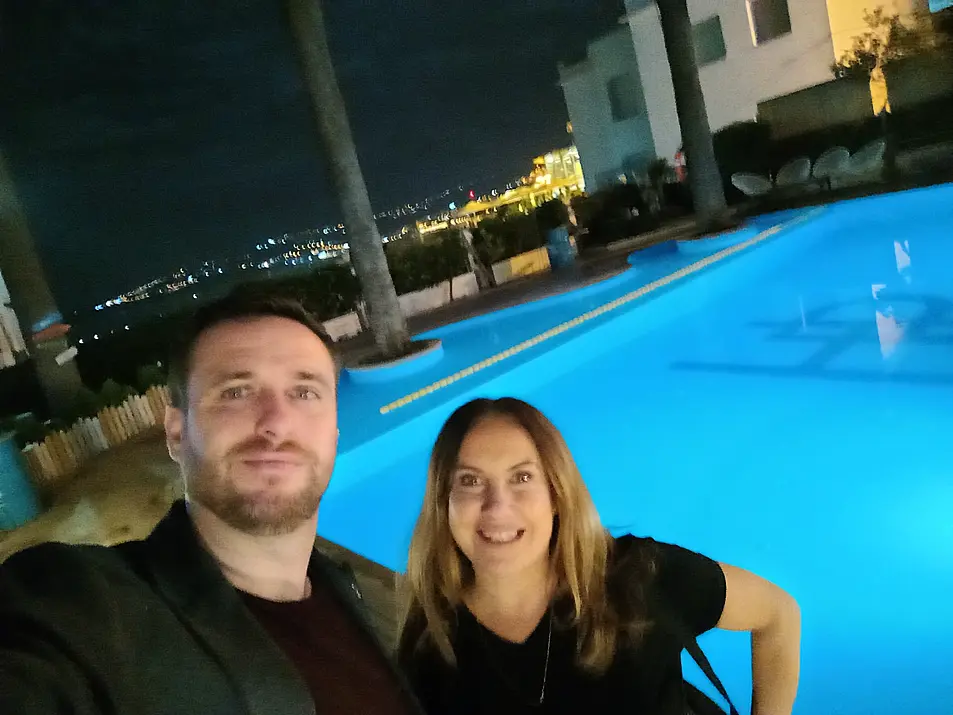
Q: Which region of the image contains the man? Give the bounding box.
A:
[0,290,422,714]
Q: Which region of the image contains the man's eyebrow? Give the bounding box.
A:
[207,371,254,386]
[294,371,332,386]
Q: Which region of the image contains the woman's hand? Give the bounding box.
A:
[715,563,801,715]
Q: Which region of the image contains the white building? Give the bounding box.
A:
[561,0,837,189]
[0,269,27,369]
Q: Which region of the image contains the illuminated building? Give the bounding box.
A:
[416,146,585,235]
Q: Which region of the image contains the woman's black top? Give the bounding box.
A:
[399,536,727,715]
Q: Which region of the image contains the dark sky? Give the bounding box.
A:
[0,0,622,311]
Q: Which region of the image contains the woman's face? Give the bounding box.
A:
[447,414,555,581]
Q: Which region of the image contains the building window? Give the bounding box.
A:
[747,0,792,46]
[693,16,727,66]
[606,72,645,122]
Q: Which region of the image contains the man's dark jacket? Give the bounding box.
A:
[0,500,422,714]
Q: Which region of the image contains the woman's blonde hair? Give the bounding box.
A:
[398,397,651,673]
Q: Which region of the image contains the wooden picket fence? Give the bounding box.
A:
[20,385,171,493]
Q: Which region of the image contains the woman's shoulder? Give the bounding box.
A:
[608,534,662,574]
[610,534,727,637]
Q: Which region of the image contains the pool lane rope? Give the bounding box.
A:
[379,209,823,415]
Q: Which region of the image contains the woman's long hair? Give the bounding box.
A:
[398,397,653,673]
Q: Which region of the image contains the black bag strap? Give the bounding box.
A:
[655,600,740,715]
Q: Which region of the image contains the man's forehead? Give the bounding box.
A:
[190,317,334,373]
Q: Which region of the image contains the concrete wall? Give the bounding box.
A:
[559,27,657,190]
[757,53,953,140]
[884,53,953,110]
[758,76,873,138]
[398,273,479,319]
[624,0,835,159]
[322,313,362,343]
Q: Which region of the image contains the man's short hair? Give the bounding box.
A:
[167,287,338,409]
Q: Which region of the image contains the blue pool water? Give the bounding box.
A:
[323,185,953,714]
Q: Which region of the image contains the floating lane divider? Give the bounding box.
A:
[379,209,824,415]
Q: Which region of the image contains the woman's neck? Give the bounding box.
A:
[466,562,555,643]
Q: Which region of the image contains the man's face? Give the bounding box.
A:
[165,316,338,536]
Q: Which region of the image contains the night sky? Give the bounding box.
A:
[0,0,623,312]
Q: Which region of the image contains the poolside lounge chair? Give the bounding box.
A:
[812,147,850,189]
[775,157,812,188]
[731,172,773,197]
[842,139,886,185]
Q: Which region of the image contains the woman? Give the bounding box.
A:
[398,398,800,715]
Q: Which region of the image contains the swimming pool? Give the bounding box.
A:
[324,184,953,715]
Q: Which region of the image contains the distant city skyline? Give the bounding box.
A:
[0,0,622,313]
[79,171,520,312]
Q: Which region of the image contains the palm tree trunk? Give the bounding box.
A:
[656,0,729,227]
[286,0,409,358]
[0,151,83,416]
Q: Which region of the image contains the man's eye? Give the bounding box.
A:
[221,386,250,400]
[292,387,320,400]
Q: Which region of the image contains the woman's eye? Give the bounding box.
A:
[458,474,481,487]
[515,471,532,483]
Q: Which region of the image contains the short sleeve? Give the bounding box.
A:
[651,539,727,636]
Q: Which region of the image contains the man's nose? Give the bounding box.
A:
[253,389,292,441]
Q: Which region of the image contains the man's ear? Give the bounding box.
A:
[164,405,185,465]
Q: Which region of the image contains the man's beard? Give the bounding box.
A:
[183,438,329,536]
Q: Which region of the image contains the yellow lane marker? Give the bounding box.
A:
[379,211,821,414]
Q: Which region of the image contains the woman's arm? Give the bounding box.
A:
[716,563,801,715]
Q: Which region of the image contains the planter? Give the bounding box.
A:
[344,339,444,385]
[0,432,40,530]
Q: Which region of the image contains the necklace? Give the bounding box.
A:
[537,606,553,705]
[474,605,554,707]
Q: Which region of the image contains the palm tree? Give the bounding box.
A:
[656,0,729,227]
[285,0,410,359]
[0,151,84,415]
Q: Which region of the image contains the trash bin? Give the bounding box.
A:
[0,432,40,530]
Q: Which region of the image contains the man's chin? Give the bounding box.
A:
[198,489,322,537]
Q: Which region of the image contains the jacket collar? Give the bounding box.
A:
[136,500,426,715]
[138,500,315,715]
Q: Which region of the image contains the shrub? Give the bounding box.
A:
[473,212,544,264]
[99,379,137,408]
[712,121,774,202]
[385,231,469,294]
[12,413,49,448]
[136,363,166,392]
[68,386,104,422]
[574,183,658,250]
[534,199,570,233]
